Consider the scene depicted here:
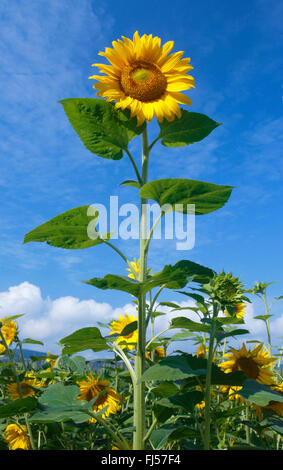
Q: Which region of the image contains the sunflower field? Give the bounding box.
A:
[0,32,282,452]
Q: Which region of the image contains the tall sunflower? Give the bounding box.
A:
[5,424,30,450]
[109,313,138,350]
[89,31,195,125]
[219,342,276,385]
[77,373,121,422]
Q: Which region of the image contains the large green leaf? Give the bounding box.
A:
[238,379,283,407]
[24,206,111,249]
[139,178,233,215]
[60,327,109,355]
[140,355,207,382]
[84,260,214,297]
[170,316,211,333]
[0,397,37,418]
[158,110,221,147]
[83,274,141,297]
[30,383,92,424]
[145,260,215,289]
[59,98,145,160]
[141,353,246,386]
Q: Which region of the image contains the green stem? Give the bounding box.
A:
[144,212,164,255]
[125,148,143,187]
[145,285,165,329]
[203,304,218,450]
[144,416,157,444]
[263,292,272,357]
[133,124,150,450]
[146,327,171,351]
[111,342,137,386]
[87,410,130,450]
[101,239,137,278]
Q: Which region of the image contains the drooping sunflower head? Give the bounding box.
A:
[206,271,246,309]
[219,342,276,385]
[77,373,121,421]
[89,31,195,125]
[109,313,138,351]
[5,424,30,450]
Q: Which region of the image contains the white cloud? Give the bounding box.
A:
[0,282,282,358]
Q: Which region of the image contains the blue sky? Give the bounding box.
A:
[0,0,282,356]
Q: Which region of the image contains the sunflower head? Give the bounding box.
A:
[126,258,140,279]
[6,372,42,400]
[219,342,276,385]
[0,317,18,354]
[224,302,246,319]
[77,373,121,422]
[146,346,166,362]
[89,31,195,125]
[109,313,138,350]
[5,424,30,450]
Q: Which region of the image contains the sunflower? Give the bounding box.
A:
[219,384,245,403]
[0,317,18,354]
[45,351,57,369]
[4,424,30,450]
[196,344,208,359]
[77,373,121,422]
[89,31,195,126]
[146,346,166,361]
[109,313,138,350]
[224,302,246,319]
[196,343,216,362]
[6,372,42,400]
[219,343,276,385]
[195,385,205,412]
[126,258,140,279]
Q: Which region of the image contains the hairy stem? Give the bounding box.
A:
[133,125,149,450]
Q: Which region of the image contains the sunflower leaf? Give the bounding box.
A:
[59,327,109,355]
[0,397,38,418]
[158,110,221,147]
[30,383,92,424]
[139,178,233,215]
[59,98,145,160]
[23,205,112,249]
[238,379,283,406]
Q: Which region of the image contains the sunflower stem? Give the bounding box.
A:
[125,148,143,187]
[203,303,218,450]
[263,291,272,357]
[133,124,149,450]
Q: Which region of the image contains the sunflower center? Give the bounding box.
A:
[120,61,167,102]
[235,357,259,380]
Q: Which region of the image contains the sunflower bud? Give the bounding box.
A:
[206,270,245,309]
